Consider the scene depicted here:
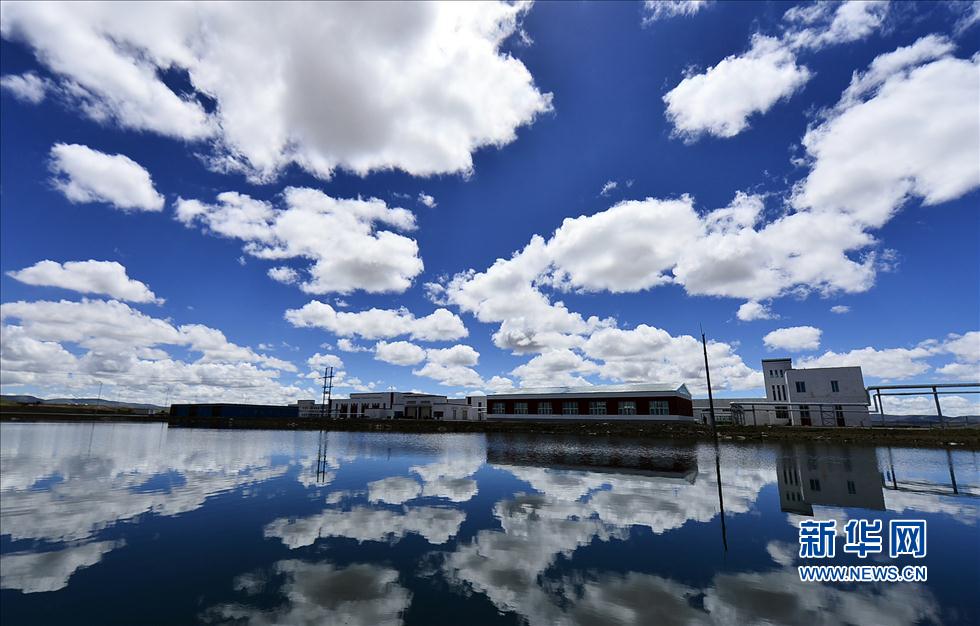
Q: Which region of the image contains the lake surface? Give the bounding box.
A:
[0,422,977,625]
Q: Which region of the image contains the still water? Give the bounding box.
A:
[0,422,977,625]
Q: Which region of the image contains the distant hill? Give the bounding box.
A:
[1,395,164,410]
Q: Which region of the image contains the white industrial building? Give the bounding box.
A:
[695,358,870,427]
[294,392,485,421]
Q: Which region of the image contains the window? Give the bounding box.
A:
[618,401,636,415]
[809,478,821,492]
[491,402,505,415]
[771,385,777,400]
[589,401,607,415]
[649,400,669,416]
[514,402,528,415]
[434,410,444,419]
[795,381,806,393]
[781,385,786,401]
[537,403,553,415]
[799,404,810,419]
[562,401,578,415]
[776,406,789,420]
[831,380,840,393]
[847,480,856,495]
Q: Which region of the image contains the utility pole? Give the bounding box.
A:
[96,382,103,414]
[701,326,718,436]
[320,366,334,419]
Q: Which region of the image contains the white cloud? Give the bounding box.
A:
[783,1,890,51]
[935,331,980,381]
[285,300,467,342]
[1,2,551,181]
[737,301,776,321]
[267,266,298,285]
[374,341,426,366]
[0,71,47,103]
[793,38,980,228]
[336,338,369,353]
[642,0,710,24]
[7,260,161,303]
[306,352,344,371]
[880,393,980,417]
[437,191,878,307]
[830,305,850,314]
[763,326,822,352]
[49,143,164,212]
[176,187,422,294]
[426,344,480,367]
[797,346,931,380]
[417,192,437,208]
[941,331,980,363]
[663,1,890,140]
[599,180,618,196]
[410,344,484,387]
[664,35,811,140]
[1,299,303,402]
[510,349,598,388]
[581,325,762,393]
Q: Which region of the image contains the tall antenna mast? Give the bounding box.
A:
[320,366,334,419]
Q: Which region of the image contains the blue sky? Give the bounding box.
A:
[1,1,977,411]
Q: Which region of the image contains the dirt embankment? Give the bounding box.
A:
[3,409,977,448]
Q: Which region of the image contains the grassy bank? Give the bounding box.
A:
[3,410,977,448]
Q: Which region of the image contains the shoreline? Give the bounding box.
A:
[2,412,978,448]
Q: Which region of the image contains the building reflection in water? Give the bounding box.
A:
[486,434,698,481]
[776,444,885,515]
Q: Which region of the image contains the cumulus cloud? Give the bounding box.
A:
[285,300,467,342]
[412,345,484,388]
[49,143,164,212]
[337,338,370,353]
[417,192,437,208]
[1,299,303,402]
[374,341,426,366]
[176,188,422,294]
[763,326,822,352]
[642,0,710,24]
[581,325,762,393]
[664,35,811,140]
[510,349,598,388]
[793,37,980,229]
[1,2,552,181]
[830,305,850,314]
[0,71,47,103]
[267,266,298,285]
[737,301,776,321]
[7,260,161,303]
[797,346,931,380]
[782,1,890,51]
[663,1,889,140]
[599,180,618,196]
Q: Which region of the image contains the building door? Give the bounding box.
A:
[801,417,811,426]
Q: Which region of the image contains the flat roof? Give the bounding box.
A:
[488,382,690,398]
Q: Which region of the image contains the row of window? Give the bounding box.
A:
[491,400,670,415]
[776,380,840,399]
